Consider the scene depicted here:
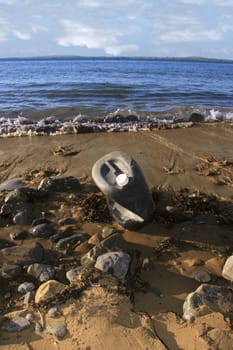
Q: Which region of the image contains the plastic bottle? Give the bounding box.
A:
[92,151,155,229]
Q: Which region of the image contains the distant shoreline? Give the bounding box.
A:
[0,56,233,64]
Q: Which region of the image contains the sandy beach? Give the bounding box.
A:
[0,123,233,350]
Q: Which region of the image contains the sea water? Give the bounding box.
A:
[0,57,232,135]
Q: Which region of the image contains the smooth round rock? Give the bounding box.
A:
[1,315,30,332]
[46,321,67,340]
[13,211,32,225]
[31,223,56,238]
[18,282,35,294]
[35,280,66,304]
[95,251,131,279]
[10,230,28,241]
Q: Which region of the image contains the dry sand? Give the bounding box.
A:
[0,123,233,350]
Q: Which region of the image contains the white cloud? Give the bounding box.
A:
[31,24,48,33]
[13,30,31,40]
[0,0,15,4]
[177,0,233,5]
[160,29,221,42]
[57,20,138,55]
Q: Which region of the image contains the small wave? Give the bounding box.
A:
[0,107,232,138]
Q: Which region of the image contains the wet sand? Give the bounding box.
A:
[0,123,233,350]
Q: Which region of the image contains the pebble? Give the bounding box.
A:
[81,232,127,265]
[55,233,87,250]
[0,178,23,192]
[142,257,154,271]
[66,266,83,284]
[27,263,55,281]
[95,251,131,279]
[46,321,67,340]
[31,217,50,227]
[25,312,34,323]
[38,176,80,193]
[183,284,233,322]
[47,306,60,318]
[1,263,22,279]
[0,242,44,266]
[18,282,36,294]
[222,255,233,282]
[101,226,114,239]
[1,315,30,332]
[13,210,32,225]
[35,280,66,304]
[31,223,56,239]
[58,217,76,225]
[193,270,211,283]
[10,229,28,240]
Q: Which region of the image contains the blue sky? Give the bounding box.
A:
[0,0,233,58]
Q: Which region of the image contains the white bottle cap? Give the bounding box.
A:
[116,173,129,187]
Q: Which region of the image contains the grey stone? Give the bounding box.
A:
[31,223,56,238]
[101,226,115,239]
[18,282,35,294]
[38,176,80,193]
[23,291,35,306]
[47,306,60,318]
[222,255,233,282]
[95,251,131,279]
[31,217,50,227]
[142,257,154,271]
[193,270,211,283]
[0,178,23,192]
[13,210,32,225]
[27,263,55,282]
[10,230,28,241]
[183,284,233,322]
[25,313,34,323]
[58,217,76,225]
[193,215,217,225]
[46,321,67,340]
[66,266,83,284]
[1,315,30,332]
[81,232,127,265]
[1,263,22,279]
[55,233,87,250]
[0,242,44,266]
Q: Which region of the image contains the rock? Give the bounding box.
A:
[46,321,67,340]
[0,239,16,250]
[38,176,80,193]
[27,263,55,282]
[193,270,211,283]
[13,210,32,225]
[222,255,233,282]
[189,112,205,122]
[58,217,76,225]
[23,291,35,306]
[50,227,74,243]
[142,257,154,271]
[1,315,30,332]
[35,280,66,304]
[81,232,127,265]
[205,256,225,277]
[55,233,87,250]
[25,313,34,323]
[101,226,115,239]
[193,215,217,225]
[31,223,56,239]
[31,217,50,227]
[95,251,131,279]
[47,306,60,318]
[183,284,233,322]
[66,266,83,284]
[0,178,23,192]
[0,242,44,266]
[10,229,28,240]
[18,282,35,294]
[1,263,22,279]
[88,232,102,245]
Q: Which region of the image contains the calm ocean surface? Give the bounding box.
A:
[0,57,232,119]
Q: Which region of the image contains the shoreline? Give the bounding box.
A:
[0,124,233,349]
